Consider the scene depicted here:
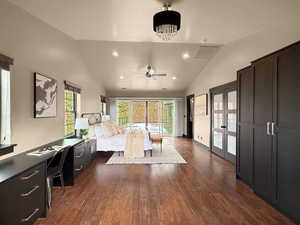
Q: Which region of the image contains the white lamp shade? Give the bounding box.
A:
[75,118,89,130]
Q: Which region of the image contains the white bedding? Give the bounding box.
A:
[89,125,152,152]
[96,134,152,152]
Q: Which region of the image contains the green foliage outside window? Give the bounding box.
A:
[117,101,129,127]
[64,90,76,136]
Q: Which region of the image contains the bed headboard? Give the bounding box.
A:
[81,113,102,125]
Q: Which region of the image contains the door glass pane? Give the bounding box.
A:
[214,94,223,110]
[228,91,237,110]
[228,113,236,132]
[131,101,146,129]
[148,101,162,133]
[214,113,223,129]
[227,135,236,155]
[162,101,175,136]
[213,131,223,149]
[117,101,129,128]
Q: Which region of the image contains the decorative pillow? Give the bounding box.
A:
[103,120,119,136]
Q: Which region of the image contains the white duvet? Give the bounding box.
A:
[92,126,152,152]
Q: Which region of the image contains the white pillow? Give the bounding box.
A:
[95,125,106,138]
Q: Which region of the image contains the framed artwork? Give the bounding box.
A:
[195,94,208,116]
[34,72,57,118]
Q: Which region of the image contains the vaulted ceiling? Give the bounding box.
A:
[8,0,300,95]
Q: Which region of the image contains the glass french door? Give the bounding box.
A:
[211,83,237,163]
[117,100,175,136]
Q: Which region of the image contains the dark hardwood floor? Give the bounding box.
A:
[35,138,295,225]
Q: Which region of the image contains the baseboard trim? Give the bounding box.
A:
[193,140,210,151]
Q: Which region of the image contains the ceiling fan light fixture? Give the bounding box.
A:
[182,52,190,59]
[153,4,181,41]
[112,50,119,57]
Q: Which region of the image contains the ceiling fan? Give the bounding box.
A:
[145,65,167,78]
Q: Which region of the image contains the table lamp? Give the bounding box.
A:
[75,118,89,138]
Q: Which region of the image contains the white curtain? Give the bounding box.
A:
[1,69,11,144]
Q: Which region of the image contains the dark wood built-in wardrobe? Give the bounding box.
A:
[237,41,300,224]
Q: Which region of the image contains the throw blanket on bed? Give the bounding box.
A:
[124,129,145,158]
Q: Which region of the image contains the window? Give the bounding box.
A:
[64,81,81,136]
[0,69,11,144]
[0,53,13,144]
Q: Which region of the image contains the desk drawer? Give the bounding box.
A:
[74,156,84,177]
[17,164,45,193]
[0,163,46,225]
[74,143,85,156]
[18,185,44,225]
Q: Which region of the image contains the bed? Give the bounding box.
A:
[82,113,153,156]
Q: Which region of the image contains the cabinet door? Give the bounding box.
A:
[237,66,254,186]
[276,43,300,224]
[252,56,275,203]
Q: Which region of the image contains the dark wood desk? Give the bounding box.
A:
[0,138,84,225]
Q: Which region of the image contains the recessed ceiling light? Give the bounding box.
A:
[182,52,190,60]
[172,76,177,80]
[119,75,124,80]
[112,50,119,57]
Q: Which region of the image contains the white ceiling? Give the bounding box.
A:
[78,41,219,93]
[8,0,300,94]
[8,0,300,43]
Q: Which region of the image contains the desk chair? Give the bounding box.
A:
[46,147,70,208]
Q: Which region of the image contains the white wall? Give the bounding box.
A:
[186,26,300,147]
[0,0,105,159]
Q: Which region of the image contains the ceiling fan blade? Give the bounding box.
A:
[152,74,167,77]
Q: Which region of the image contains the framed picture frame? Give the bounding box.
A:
[195,94,208,116]
[34,72,57,118]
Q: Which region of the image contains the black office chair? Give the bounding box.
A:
[46,147,70,208]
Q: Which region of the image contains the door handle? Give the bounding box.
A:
[267,122,271,135]
[221,125,227,129]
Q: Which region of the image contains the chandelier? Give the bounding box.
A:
[153,4,181,41]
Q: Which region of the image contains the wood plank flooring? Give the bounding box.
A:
[35,138,295,225]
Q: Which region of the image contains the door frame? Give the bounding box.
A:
[210,81,237,163]
[186,94,195,139]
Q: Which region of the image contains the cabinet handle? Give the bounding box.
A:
[267,122,271,135]
[21,208,39,222]
[20,170,39,180]
[75,165,83,171]
[271,122,276,136]
[75,151,84,158]
[21,185,39,197]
